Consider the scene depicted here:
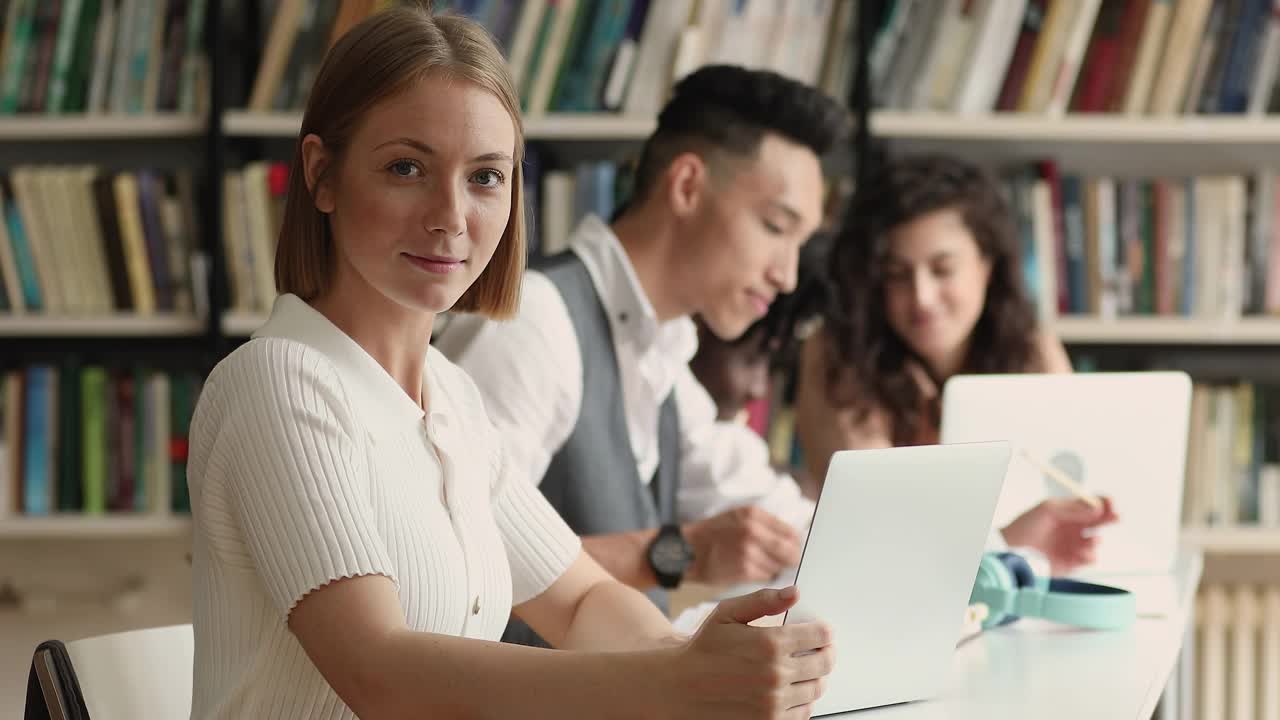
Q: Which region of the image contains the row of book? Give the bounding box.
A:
[246,0,856,116]
[533,159,628,257]
[1184,382,1280,529]
[0,167,205,317]
[872,0,1280,117]
[0,0,209,115]
[1003,165,1280,320]
[0,365,200,516]
[222,162,287,315]
[1196,583,1280,720]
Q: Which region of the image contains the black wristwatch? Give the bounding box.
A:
[647,524,695,589]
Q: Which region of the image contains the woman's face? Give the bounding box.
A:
[881,208,992,365]
[305,73,517,314]
[690,326,772,422]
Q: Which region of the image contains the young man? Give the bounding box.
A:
[436,66,840,646]
[437,66,1111,646]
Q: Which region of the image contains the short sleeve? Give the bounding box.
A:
[202,339,398,618]
[489,446,582,605]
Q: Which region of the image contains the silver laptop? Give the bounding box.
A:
[785,442,1011,716]
[940,372,1192,576]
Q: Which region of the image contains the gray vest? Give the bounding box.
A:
[501,251,681,647]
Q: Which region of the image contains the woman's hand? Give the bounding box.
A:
[656,586,835,719]
[1001,496,1119,573]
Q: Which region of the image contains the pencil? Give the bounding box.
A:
[1016,448,1104,511]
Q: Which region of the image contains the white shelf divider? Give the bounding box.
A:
[523,114,654,140]
[1052,316,1280,345]
[0,514,192,539]
[0,114,205,140]
[0,313,206,337]
[223,111,301,137]
[871,112,1280,144]
[221,311,268,336]
[1183,527,1280,554]
[224,111,655,141]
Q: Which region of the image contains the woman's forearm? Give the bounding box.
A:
[559,577,684,652]
[355,629,672,720]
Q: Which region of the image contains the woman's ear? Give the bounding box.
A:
[300,133,335,213]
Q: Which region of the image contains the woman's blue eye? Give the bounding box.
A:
[389,160,420,177]
[472,169,504,187]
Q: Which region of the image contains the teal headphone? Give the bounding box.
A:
[969,552,1136,631]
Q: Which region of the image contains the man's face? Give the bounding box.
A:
[677,134,824,341]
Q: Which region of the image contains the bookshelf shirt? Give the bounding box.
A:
[438,214,815,530]
[186,294,582,720]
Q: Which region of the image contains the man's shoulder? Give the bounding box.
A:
[435,269,581,370]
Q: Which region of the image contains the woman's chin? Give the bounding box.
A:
[391,285,463,316]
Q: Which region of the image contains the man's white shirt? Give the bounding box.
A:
[435,215,815,530]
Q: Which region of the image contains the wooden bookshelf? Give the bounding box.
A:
[1052,317,1280,345]
[0,114,206,140]
[224,111,655,141]
[1183,527,1280,555]
[0,514,191,539]
[0,313,206,337]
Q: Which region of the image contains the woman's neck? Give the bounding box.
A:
[920,340,971,387]
[311,279,436,411]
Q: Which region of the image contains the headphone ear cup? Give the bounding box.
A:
[995,552,1037,589]
[971,554,1017,630]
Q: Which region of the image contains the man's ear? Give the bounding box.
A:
[300,133,336,214]
[664,151,710,218]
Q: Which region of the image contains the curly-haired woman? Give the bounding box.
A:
[794,154,1115,573]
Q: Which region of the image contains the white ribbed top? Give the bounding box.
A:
[187,295,582,720]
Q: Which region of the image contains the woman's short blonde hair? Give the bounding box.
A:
[275,5,525,318]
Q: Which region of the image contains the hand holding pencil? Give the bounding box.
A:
[1016,448,1104,510]
[1001,454,1120,573]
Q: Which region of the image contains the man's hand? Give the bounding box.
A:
[684,506,803,584]
[1001,496,1119,573]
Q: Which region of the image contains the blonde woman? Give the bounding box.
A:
[187,7,832,720]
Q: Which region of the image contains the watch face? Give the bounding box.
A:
[651,534,691,575]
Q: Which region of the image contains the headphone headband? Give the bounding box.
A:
[971,553,1136,631]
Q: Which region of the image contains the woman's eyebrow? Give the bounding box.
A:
[374,137,513,164]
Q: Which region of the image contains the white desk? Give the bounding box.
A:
[834,548,1203,720]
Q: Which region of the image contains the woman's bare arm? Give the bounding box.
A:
[287,553,836,720]
[513,551,679,652]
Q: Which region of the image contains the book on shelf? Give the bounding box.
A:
[0,0,208,116]
[240,0,855,116]
[0,364,199,517]
[1196,583,1280,720]
[221,161,287,315]
[0,165,205,319]
[870,0,1280,116]
[1181,381,1280,530]
[1001,163,1280,322]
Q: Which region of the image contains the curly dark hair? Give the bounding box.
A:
[627,64,850,205]
[823,154,1038,444]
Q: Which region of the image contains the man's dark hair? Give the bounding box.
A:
[628,65,851,204]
